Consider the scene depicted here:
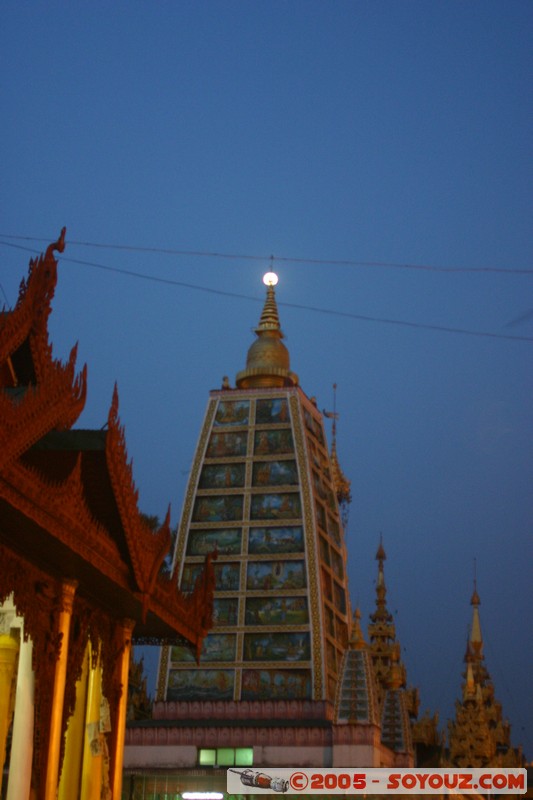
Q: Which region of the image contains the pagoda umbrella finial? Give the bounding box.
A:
[235,269,298,389]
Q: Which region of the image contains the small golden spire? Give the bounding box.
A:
[324,384,352,510]
[235,271,298,389]
[469,576,483,659]
[350,607,367,650]
[463,660,476,701]
[388,643,405,690]
[376,533,386,564]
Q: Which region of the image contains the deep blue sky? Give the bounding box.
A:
[2,3,532,759]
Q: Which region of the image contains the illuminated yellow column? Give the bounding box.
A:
[6,632,34,800]
[110,619,135,800]
[0,631,19,775]
[58,643,90,800]
[80,644,103,800]
[44,578,78,800]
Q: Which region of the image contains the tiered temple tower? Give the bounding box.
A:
[447,583,522,767]
[367,540,418,759]
[124,274,414,794]
[157,273,352,706]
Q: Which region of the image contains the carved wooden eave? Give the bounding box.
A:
[0,228,87,440]
[0,356,87,470]
[105,385,172,617]
[0,456,130,588]
[0,238,60,367]
[146,549,217,657]
[104,384,217,650]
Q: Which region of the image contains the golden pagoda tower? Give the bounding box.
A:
[447,582,523,767]
[157,271,352,704]
[367,539,418,759]
[125,274,418,795]
[368,539,407,702]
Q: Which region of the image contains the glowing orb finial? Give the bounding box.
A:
[263,271,278,287]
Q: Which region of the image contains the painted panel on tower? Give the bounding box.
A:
[168,634,236,663]
[245,596,309,626]
[180,563,203,592]
[212,598,239,627]
[246,560,306,591]
[254,429,294,456]
[187,528,242,556]
[333,581,347,614]
[255,398,290,424]
[252,460,298,487]
[248,526,304,555]
[214,399,250,426]
[243,631,311,661]
[319,536,330,565]
[200,633,237,662]
[167,668,234,700]
[327,515,341,546]
[330,547,344,579]
[206,432,247,458]
[199,463,245,489]
[192,495,243,523]
[214,562,241,591]
[250,492,301,520]
[170,642,196,663]
[241,669,312,700]
[181,561,241,592]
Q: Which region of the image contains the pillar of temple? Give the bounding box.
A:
[6,632,34,800]
[58,645,90,800]
[44,578,78,800]
[0,631,19,775]
[110,619,135,800]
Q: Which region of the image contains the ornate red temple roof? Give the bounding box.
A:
[0,228,215,650]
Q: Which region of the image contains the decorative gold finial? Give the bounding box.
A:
[263,270,278,287]
[469,575,483,659]
[235,270,298,389]
[350,607,367,650]
[324,384,352,518]
[376,533,386,563]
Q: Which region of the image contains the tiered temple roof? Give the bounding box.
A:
[367,540,416,758]
[0,231,215,797]
[447,584,522,767]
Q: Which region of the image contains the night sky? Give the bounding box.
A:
[2,3,531,760]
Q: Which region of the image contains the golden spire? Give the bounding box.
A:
[447,576,522,768]
[375,535,388,602]
[469,573,483,660]
[463,660,477,702]
[349,607,367,650]
[388,643,405,690]
[368,536,404,697]
[235,271,298,389]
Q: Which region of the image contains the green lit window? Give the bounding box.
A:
[235,747,253,766]
[198,748,216,766]
[198,747,253,767]
[217,747,234,766]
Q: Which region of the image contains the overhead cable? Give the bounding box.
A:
[1,233,532,274]
[1,240,532,343]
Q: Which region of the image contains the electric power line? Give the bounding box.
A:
[1,239,532,343]
[1,233,532,274]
